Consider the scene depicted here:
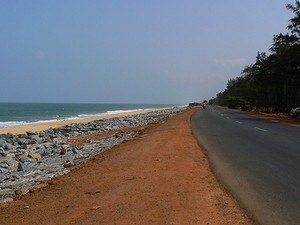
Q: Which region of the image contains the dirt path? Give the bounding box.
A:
[0,108,253,225]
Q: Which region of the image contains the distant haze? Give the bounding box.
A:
[0,0,292,104]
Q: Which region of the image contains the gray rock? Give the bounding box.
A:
[3,133,14,139]
[17,138,27,145]
[0,140,4,147]
[0,152,15,159]
[17,162,24,172]
[0,161,9,169]
[0,168,8,173]
[71,147,79,154]
[26,131,36,136]
[41,149,51,157]
[0,159,18,171]
[4,143,15,151]
[30,135,43,143]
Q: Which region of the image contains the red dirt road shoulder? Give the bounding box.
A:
[0,108,253,225]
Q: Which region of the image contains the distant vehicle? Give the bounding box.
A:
[290,107,300,117]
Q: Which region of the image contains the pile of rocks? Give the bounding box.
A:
[0,107,187,202]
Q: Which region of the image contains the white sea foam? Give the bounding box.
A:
[0,108,153,128]
[0,121,28,127]
[77,108,145,118]
[0,119,61,128]
[104,108,144,115]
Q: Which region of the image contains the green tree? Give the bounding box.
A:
[215,1,300,113]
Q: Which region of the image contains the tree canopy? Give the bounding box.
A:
[216,1,300,112]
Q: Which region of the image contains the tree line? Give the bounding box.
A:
[216,1,300,113]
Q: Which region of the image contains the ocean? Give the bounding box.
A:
[0,103,176,127]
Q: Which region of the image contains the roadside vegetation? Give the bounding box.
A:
[216,1,300,113]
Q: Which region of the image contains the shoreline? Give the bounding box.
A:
[0,107,172,135]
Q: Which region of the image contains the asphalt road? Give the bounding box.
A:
[191,106,300,225]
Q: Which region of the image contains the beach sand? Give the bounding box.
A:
[0,108,169,135]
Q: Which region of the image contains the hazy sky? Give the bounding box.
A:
[0,0,293,104]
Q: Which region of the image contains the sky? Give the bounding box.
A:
[0,0,294,104]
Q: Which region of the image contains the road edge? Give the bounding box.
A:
[190,109,258,225]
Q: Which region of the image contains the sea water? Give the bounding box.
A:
[0,103,175,127]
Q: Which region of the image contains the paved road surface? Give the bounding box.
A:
[191,106,300,225]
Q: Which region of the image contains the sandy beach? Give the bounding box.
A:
[0,108,170,135]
